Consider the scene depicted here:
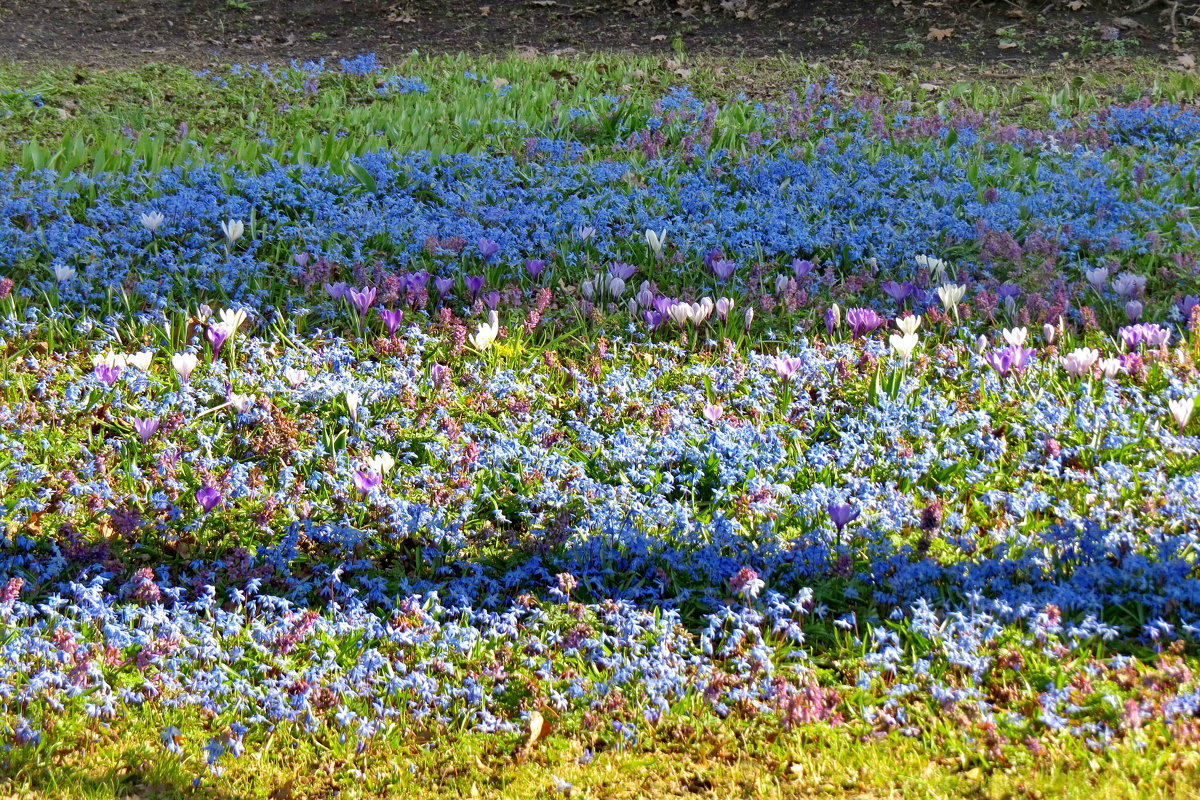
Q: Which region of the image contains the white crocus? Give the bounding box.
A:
[93,351,126,369]
[1060,347,1100,378]
[1098,357,1123,379]
[367,452,396,476]
[140,211,165,233]
[895,315,921,336]
[667,302,692,328]
[915,254,948,282]
[889,332,919,361]
[125,351,154,371]
[1002,327,1028,347]
[345,391,361,422]
[1042,323,1057,344]
[221,219,245,245]
[937,283,966,313]
[469,309,500,350]
[283,367,307,388]
[219,307,248,334]
[229,393,256,414]
[644,228,667,259]
[172,352,198,383]
[1169,397,1195,432]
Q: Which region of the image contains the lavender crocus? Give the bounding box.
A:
[95,363,121,386]
[525,259,546,279]
[710,259,736,283]
[985,345,1036,377]
[205,324,229,356]
[347,286,377,317]
[353,470,383,494]
[827,503,861,535]
[131,417,160,443]
[791,259,815,279]
[434,277,455,298]
[430,363,449,388]
[476,238,500,261]
[880,280,912,303]
[196,486,222,513]
[771,355,804,381]
[483,291,501,310]
[464,275,485,301]
[1119,323,1171,349]
[379,308,405,335]
[323,282,349,301]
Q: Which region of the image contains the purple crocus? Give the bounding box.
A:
[464,274,485,301]
[703,249,725,271]
[353,470,383,494]
[985,345,1036,377]
[881,280,913,303]
[525,259,546,279]
[406,270,430,292]
[476,238,500,262]
[131,417,159,443]
[827,503,861,534]
[1179,295,1200,319]
[1119,323,1171,349]
[347,286,377,317]
[196,486,222,513]
[379,308,405,335]
[430,363,449,388]
[95,363,121,386]
[791,259,815,279]
[205,324,229,356]
[434,276,455,297]
[323,281,349,301]
[608,261,637,281]
[294,252,310,269]
[845,307,885,338]
[710,259,737,283]
[771,355,805,381]
[642,309,664,329]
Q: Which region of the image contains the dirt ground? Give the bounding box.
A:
[0,0,1195,69]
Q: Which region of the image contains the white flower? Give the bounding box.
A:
[125,351,153,371]
[775,275,792,295]
[283,367,307,388]
[1002,327,1028,347]
[974,335,988,353]
[140,211,165,233]
[1060,347,1100,377]
[607,276,626,299]
[895,315,921,336]
[915,254,947,280]
[93,351,125,369]
[937,283,966,312]
[345,390,361,421]
[171,352,198,382]
[229,393,256,414]
[579,278,595,300]
[715,297,735,321]
[828,303,841,329]
[1099,357,1123,378]
[220,219,245,244]
[889,332,919,360]
[667,302,692,328]
[1169,397,1194,431]
[53,264,76,283]
[366,452,396,475]
[469,309,500,350]
[644,228,667,259]
[1042,323,1056,344]
[219,307,247,333]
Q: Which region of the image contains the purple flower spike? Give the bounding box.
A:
[196,486,222,513]
[791,259,815,279]
[476,238,500,261]
[95,363,121,386]
[348,286,377,317]
[845,307,886,338]
[827,503,861,534]
[434,276,455,297]
[464,274,485,301]
[710,259,736,283]
[132,417,160,443]
[353,470,383,494]
[379,308,405,335]
[323,281,349,301]
[205,324,229,356]
[525,259,546,279]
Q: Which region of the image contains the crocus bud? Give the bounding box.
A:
[1042,323,1056,344]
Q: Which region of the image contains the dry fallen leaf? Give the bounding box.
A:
[1177,53,1196,70]
[998,41,1018,50]
[919,83,941,91]
[479,5,490,15]
[526,711,550,749]
[492,77,509,90]
[515,45,540,61]
[1067,0,1085,9]
[650,34,667,42]
[927,27,954,41]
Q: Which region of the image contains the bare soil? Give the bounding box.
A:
[0,0,1194,69]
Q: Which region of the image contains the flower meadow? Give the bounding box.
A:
[1,56,1200,795]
